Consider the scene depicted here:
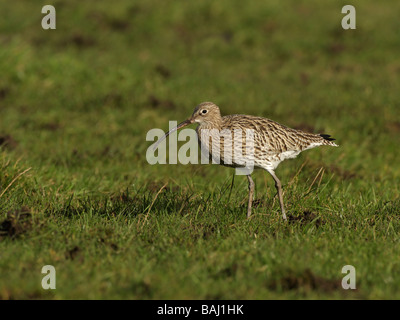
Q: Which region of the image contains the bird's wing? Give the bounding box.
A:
[221,114,328,154]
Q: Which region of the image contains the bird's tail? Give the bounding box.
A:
[320,134,339,147]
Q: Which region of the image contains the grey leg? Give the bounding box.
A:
[247,175,255,219]
[267,170,287,221]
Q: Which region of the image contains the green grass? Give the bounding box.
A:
[1,0,400,299]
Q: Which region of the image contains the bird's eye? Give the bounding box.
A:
[201,109,208,114]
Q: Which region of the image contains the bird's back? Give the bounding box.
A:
[220,114,337,170]
[222,114,336,150]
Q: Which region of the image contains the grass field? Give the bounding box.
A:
[1,0,400,299]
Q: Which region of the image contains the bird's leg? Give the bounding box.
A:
[246,175,255,219]
[267,170,287,221]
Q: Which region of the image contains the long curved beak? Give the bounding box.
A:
[152,118,194,150]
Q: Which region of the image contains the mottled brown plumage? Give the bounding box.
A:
[157,102,338,220]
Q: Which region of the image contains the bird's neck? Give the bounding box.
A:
[198,117,222,131]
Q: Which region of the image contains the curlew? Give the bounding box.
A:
[154,102,338,220]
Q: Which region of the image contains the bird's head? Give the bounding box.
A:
[190,102,221,125]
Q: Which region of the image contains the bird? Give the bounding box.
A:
[154,102,338,220]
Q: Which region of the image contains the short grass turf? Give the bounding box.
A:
[0,0,400,299]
